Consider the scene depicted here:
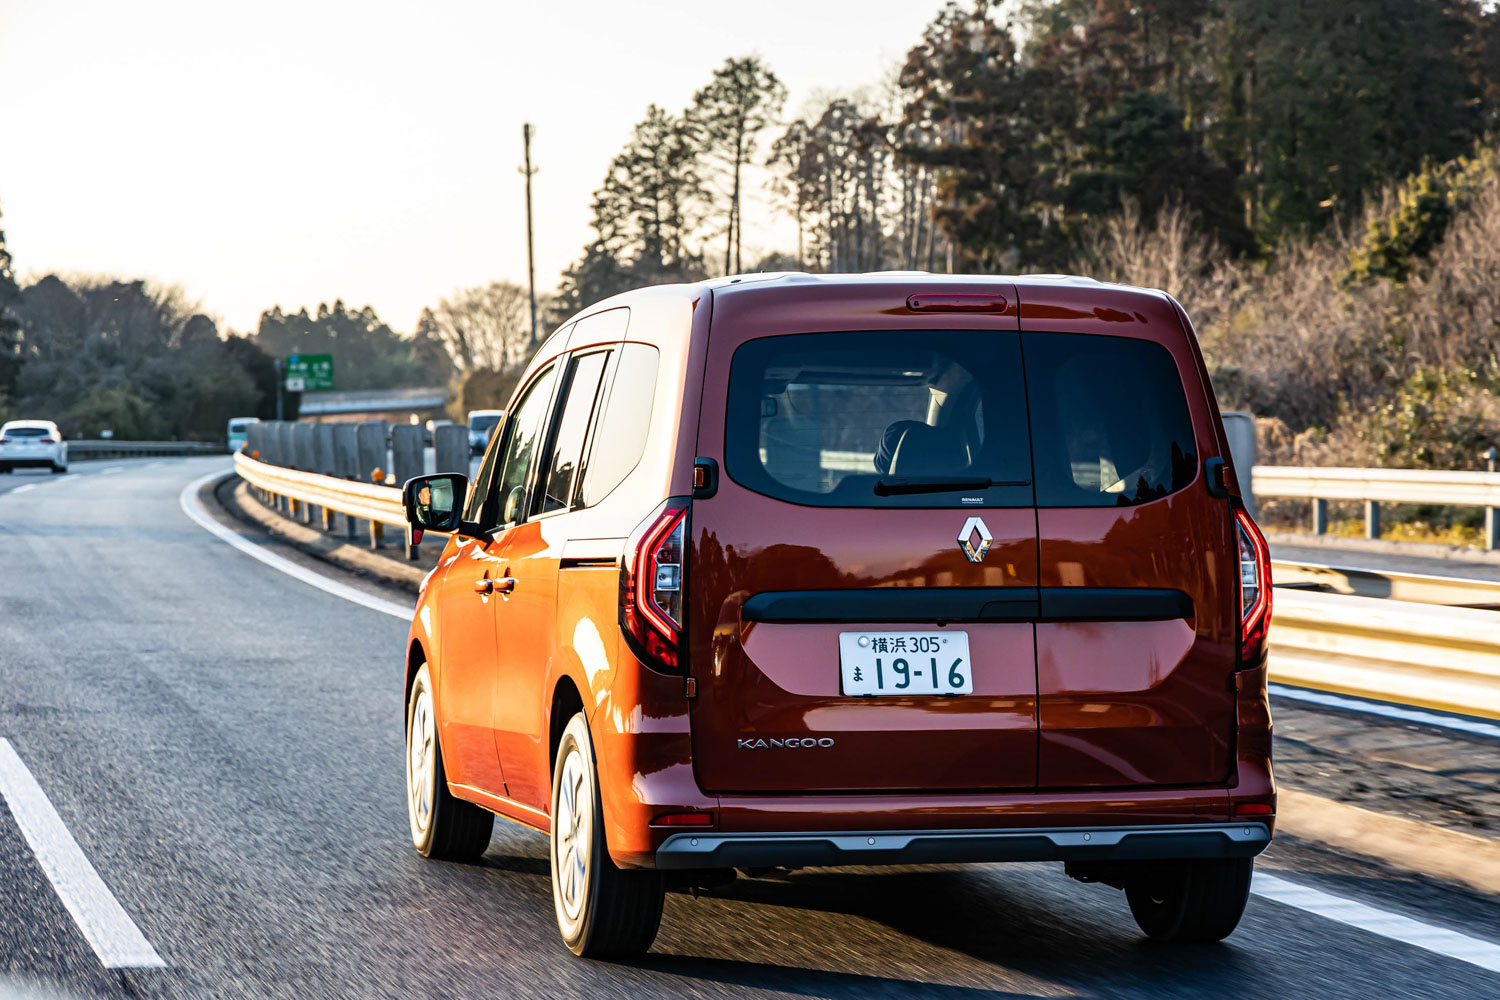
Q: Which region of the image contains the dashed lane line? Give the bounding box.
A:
[178,469,411,620]
[1254,872,1500,975]
[10,483,36,494]
[1269,683,1500,739]
[0,739,164,969]
[100,467,123,475]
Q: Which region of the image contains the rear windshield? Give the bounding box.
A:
[470,414,502,433]
[4,427,49,438]
[228,420,252,433]
[724,330,1198,508]
[1024,332,1198,506]
[725,330,1033,508]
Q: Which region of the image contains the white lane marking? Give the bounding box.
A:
[10,484,36,494]
[147,461,167,468]
[0,739,165,969]
[1253,872,1500,974]
[178,470,411,620]
[1269,683,1500,739]
[100,467,123,475]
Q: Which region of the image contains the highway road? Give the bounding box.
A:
[3,458,1500,998]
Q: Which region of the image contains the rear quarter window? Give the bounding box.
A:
[1022,332,1198,507]
[578,343,659,507]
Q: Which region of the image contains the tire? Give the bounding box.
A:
[551,712,664,958]
[1126,858,1253,943]
[0,464,10,474]
[51,464,65,475]
[406,663,493,860]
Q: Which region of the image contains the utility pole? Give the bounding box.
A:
[521,123,539,350]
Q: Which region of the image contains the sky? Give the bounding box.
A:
[0,0,951,334]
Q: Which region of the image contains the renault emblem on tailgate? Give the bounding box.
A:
[958,516,992,563]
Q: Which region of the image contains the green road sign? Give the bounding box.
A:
[284,353,334,392]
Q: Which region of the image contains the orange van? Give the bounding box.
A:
[401,274,1274,957]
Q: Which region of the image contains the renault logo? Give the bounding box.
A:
[958,516,992,563]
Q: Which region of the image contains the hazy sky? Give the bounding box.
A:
[1,1,950,334]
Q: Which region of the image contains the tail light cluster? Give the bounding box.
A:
[621,498,689,673]
[1234,502,1272,670]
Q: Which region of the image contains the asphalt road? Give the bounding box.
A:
[2,458,1499,998]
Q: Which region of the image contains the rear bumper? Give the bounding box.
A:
[655,821,1271,870]
[0,456,62,467]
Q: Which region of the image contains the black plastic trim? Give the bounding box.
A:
[740,587,1192,624]
[654,822,1271,870]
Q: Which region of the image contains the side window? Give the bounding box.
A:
[490,365,558,525]
[539,351,609,514]
[579,344,660,508]
[1023,332,1198,507]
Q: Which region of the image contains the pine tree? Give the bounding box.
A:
[688,56,787,274]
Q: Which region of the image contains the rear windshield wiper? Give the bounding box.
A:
[873,476,1028,497]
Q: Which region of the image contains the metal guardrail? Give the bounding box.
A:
[69,440,223,460]
[1270,590,1500,719]
[1272,560,1500,609]
[233,451,440,556]
[1253,465,1500,548]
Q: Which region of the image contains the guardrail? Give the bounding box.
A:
[1269,590,1500,719]
[69,440,224,460]
[233,451,440,557]
[1272,559,1500,609]
[1253,465,1500,549]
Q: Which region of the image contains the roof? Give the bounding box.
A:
[1,419,60,429]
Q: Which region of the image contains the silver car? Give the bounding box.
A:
[0,420,68,474]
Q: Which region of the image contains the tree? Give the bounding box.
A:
[898,1,1071,270]
[0,204,22,414]
[772,98,897,272]
[554,105,709,318]
[688,56,788,274]
[419,281,531,374]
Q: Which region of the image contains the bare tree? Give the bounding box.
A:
[421,281,532,373]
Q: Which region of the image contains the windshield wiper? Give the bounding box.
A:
[873,476,1028,497]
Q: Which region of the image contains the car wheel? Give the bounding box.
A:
[51,464,65,475]
[1126,857,1253,943]
[0,464,9,474]
[551,712,664,958]
[406,663,493,860]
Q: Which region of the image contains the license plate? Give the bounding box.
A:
[838,632,973,696]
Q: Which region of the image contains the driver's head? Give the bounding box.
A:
[418,485,431,505]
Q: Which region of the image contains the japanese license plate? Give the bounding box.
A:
[838,631,973,696]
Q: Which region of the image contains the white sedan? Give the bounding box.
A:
[0,420,68,474]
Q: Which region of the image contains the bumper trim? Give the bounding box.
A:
[654,822,1271,870]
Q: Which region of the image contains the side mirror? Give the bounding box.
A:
[503,484,528,524]
[403,473,468,534]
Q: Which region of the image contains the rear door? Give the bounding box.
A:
[1021,291,1238,788]
[687,284,1041,794]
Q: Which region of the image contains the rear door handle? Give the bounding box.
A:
[494,576,517,595]
[474,578,493,594]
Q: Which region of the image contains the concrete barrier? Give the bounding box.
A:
[390,425,423,488]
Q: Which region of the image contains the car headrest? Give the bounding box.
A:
[888,423,969,477]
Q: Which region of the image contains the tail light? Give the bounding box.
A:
[621,498,689,673]
[39,438,56,444]
[1234,502,1272,670]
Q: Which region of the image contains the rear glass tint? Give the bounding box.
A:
[5,427,48,437]
[1023,332,1197,506]
[724,330,1034,508]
